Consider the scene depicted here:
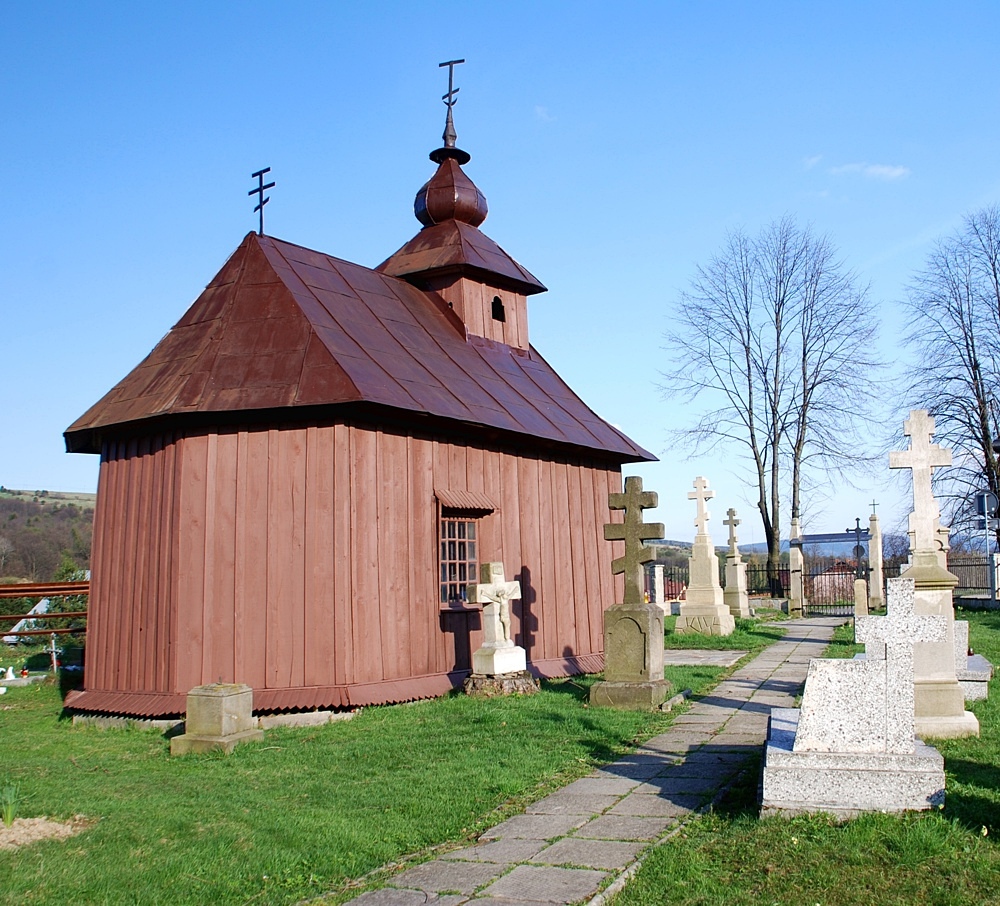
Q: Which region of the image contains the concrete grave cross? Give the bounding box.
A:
[888,410,951,554]
[724,507,740,556]
[605,476,665,605]
[855,577,947,753]
[468,562,521,646]
[688,476,715,536]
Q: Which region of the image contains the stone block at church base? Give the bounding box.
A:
[675,605,735,637]
[463,670,540,697]
[472,644,526,676]
[170,683,264,756]
[589,679,671,710]
[760,709,945,818]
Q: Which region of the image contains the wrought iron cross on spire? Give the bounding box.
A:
[439,58,465,149]
[604,476,664,605]
[248,167,275,236]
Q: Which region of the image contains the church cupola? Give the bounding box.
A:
[377,60,545,351]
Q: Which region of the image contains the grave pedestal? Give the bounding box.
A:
[170,683,263,756]
[761,709,945,817]
[906,557,979,739]
[954,620,993,701]
[724,556,750,619]
[590,602,670,710]
[676,537,735,636]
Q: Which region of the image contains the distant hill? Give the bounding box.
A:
[0,487,95,582]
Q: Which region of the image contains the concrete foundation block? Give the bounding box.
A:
[472,645,526,676]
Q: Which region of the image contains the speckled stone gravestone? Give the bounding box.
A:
[761,578,947,816]
[590,477,671,709]
[722,507,750,619]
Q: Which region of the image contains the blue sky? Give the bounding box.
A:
[4,2,999,543]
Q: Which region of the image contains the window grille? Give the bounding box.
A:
[440,516,477,604]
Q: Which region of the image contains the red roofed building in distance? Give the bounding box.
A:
[63,93,655,718]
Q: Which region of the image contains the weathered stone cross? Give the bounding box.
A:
[605,476,664,605]
[855,577,946,753]
[888,410,951,553]
[467,562,521,646]
[724,507,740,555]
[688,476,715,536]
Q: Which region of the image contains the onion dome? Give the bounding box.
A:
[415,157,488,227]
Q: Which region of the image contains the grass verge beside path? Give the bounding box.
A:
[665,616,786,653]
[609,610,1000,906]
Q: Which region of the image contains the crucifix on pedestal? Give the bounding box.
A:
[604,476,664,605]
[888,410,951,555]
[688,476,714,536]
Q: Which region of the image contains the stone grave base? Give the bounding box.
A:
[463,671,540,697]
[473,644,526,676]
[959,655,993,701]
[675,604,735,637]
[589,679,671,710]
[170,683,264,756]
[760,709,945,818]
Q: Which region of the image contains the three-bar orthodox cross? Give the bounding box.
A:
[888,410,951,553]
[604,476,664,605]
[688,476,715,536]
[724,507,740,555]
[248,167,275,236]
[438,58,465,149]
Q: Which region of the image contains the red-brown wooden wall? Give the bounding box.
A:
[72,420,626,716]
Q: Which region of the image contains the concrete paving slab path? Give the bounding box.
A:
[338,617,842,906]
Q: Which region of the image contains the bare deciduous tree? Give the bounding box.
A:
[662,216,880,594]
[904,205,1000,543]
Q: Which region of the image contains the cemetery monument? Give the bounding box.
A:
[788,517,805,616]
[464,563,539,695]
[869,508,885,611]
[675,477,735,636]
[761,578,947,816]
[722,507,751,619]
[590,476,671,709]
[889,410,978,738]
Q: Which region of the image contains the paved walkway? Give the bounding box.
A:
[345,618,843,906]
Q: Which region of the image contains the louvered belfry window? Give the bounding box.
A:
[440,516,477,604]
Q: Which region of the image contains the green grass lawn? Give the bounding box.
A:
[609,609,1000,906]
[664,615,786,652]
[0,663,730,906]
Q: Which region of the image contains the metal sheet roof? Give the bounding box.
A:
[66,232,653,463]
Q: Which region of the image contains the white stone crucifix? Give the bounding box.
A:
[724,507,740,556]
[888,410,951,554]
[467,562,521,648]
[688,476,715,537]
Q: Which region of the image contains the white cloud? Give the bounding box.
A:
[803,154,823,170]
[534,105,554,122]
[829,162,911,180]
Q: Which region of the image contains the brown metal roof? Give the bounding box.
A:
[66,232,653,463]
[435,488,497,512]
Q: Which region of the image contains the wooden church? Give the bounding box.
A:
[63,83,653,717]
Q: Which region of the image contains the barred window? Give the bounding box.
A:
[440,516,477,604]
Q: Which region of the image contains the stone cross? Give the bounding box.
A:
[724,507,740,556]
[888,410,951,554]
[605,476,665,605]
[467,562,521,645]
[855,577,947,753]
[688,476,714,536]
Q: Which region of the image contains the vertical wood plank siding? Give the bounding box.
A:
[81,423,623,712]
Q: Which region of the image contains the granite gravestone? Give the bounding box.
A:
[761,578,947,816]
